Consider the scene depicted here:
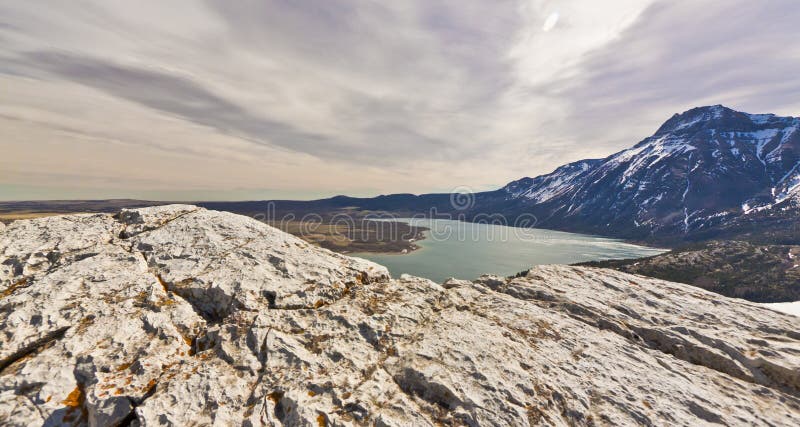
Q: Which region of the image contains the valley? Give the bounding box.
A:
[353,218,665,283]
[4,3,800,424]
[2,106,799,304]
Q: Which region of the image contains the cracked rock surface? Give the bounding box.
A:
[1,205,799,426]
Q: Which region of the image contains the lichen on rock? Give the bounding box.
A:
[0,205,798,426]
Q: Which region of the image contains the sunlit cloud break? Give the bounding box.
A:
[542,11,559,32]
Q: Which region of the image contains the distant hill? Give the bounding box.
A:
[4,106,800,246]
[206,105,800,246]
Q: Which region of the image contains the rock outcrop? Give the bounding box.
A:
[1,205,799,426]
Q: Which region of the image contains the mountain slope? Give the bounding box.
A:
[580,240,800,302]
[204,105,800,246]
[1,206,799,425]
[477,105,800,242]
[3,106,797,247]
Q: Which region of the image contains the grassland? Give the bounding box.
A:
[267,220,426,253]
[0,211,70,223]
[580,241,800,303]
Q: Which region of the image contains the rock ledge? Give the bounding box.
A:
[1,205,798,426]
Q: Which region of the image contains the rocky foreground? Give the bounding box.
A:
[1,206,799,426]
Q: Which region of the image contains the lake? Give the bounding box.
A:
[352,218,667,283]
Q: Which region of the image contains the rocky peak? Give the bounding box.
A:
[655,104,759,135]
[487,106,800,241]
[1,206,799,425]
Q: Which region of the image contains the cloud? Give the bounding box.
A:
[542,12,559,32]
[553,0,800,154]
[0,0,799,200]
[18,51,345,158]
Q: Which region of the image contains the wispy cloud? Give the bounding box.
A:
[0,0,798,200]
[554,1,800,154]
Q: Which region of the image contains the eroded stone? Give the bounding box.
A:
[1,206,798,426]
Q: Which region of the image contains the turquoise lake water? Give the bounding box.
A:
[352,218,667,283]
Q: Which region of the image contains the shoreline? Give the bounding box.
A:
[0,207,669,257]
[347,230,431,256]
[341,227,429,255]
[357,217,668,256]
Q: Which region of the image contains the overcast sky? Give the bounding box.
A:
[2,0,800,201]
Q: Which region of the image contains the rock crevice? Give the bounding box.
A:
[1,206,799,426]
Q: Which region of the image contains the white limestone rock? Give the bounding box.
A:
[1,205,799,426]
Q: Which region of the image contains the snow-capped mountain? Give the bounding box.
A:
[205,105,800,245]
[492,105,800,240]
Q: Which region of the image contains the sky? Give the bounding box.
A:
[1,0,800,201]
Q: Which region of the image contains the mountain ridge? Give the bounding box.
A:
[485,105,800,240]
[2,105,799,248]
[197,105,800,246]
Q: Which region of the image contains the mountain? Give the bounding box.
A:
[2,106,798,247]
[200,105,800,246]
[1,206,799,425]
[482,105,800,242]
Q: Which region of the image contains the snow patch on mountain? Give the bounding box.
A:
[499,105,800,238]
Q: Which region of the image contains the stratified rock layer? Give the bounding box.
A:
[1,205,798,426]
